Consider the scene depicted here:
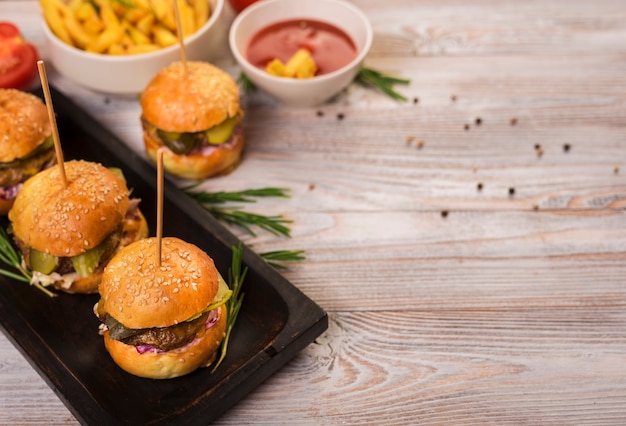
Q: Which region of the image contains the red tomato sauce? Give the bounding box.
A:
[245,19,357,76]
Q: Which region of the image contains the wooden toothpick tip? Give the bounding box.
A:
[37,60,67,187]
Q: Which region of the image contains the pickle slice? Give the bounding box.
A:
[157,129,197,154]
[206,116,238,145]
[185,274,233,322]
[29,249,59,275]
[0,135,54,169]
[72,244,106,277]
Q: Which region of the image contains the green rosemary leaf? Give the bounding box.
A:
[208,208,292,237]
[0,269,30,283]
[0,227,56,297]
[260,250,306,268]
[356,66,411,101]
[183,184,290,205]
[212,242,247,372]
[183,186,293,237]
[237,73,257,94]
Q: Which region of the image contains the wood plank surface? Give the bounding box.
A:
[1,0,625,424]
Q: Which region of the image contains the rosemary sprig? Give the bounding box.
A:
[238,66,410,102]
[260,250,306,268]
[212,242,247,372]
[183,184,290,204]
[183,185,293,237]
[237,73,257,94]
[0,227,55,297]
[209,208,292,237]
[356,66,411,101]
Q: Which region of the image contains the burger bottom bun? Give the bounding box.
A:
[103,306,227,379]
[0,198,15,216]
[56,272,102,294]
[143,131,244,181]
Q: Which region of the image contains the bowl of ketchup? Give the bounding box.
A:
[229,0,373,107]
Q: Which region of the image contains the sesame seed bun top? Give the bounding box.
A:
[8,160,130,256]
[99,237,219,329]
[0,89,51,162]
[140,61,241,133]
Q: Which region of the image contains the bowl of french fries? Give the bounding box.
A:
[40,0,228,95]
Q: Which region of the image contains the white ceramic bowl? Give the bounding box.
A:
[42,0,227,96]
[229,0,373,107]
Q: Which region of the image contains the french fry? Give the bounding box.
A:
[123,21,152,45]
[177,0,196,37]
[82,17,105,35]
[267,49,318,79]
[152,24,178,47]
[111,1,128,18]
[63,12,96,48]
[132,0,152,9]
[123,7,150,25]
[98,1,121,28]
[40,0,209,55]
[75,2,95,20]
[125,43,161,54]
[265,59,286,77]
[67,0,83,11]
[86,23,124,53]
[135,13,156,36]
[44,0,71,14]
[191,0,210,29]
[150,0,176,31]
[107,43,126,55]
[41,0,73,45]
[285,49,317,79]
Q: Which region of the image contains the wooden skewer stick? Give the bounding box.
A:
[174,0,188,73]
[156,147,165,267]
[37,60,67,187]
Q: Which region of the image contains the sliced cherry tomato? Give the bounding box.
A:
[0,22,39,90]
[0,22,20,40]
[228,0,260,13]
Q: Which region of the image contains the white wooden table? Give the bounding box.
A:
[1,0,626,424]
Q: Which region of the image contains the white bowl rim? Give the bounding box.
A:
[42,0,225,62]
[229,0,373,85]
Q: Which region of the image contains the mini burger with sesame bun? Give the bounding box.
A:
[140,61,244,181]
[8,160,148,294]
[95,237,231,379]
[0,88,56,214]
